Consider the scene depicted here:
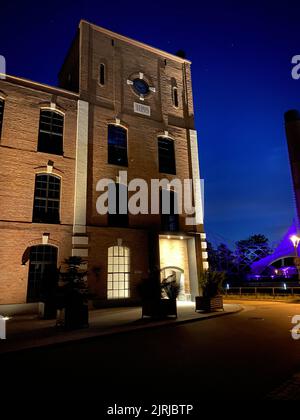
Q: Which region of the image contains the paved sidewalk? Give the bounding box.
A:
[0,302,242,354]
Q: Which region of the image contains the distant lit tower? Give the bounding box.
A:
[285,110,300,231]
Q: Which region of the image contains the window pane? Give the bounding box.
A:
[173,87,179,108]
[27,245,58,303]
[38,110,64,155]
[100,63,105,85]
[107,246,130,299]
[160,189,180,232]
[0,99,4,139]
[32,174,60,224]
[158,137,176,175]
[108,125,128,166]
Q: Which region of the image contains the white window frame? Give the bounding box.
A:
[107,246,130,299]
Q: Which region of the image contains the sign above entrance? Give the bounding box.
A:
[134,102,151,116]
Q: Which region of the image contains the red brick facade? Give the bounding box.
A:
[0,21,207,308]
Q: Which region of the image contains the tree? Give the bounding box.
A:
[216,243,236,273]
[207,241,219,271]
[235,234,273,274]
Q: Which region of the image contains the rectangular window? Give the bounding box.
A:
[107,246,130,299]
[108,183,129,228]
[0,99,4,138]
[108,124,128,166]
[32,174,61,224]
[99,63,105,86]
[158,137,176,175]
[38,110,64,155]
[172,87,179,108]
[160,189,179,232]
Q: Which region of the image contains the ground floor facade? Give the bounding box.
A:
[0,221,207,312]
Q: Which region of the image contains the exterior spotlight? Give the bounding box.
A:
[290,235,300,250]
[290,235,300,283]
[180,236,184,240]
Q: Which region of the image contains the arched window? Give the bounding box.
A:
[107,246,130,299]
[27,245,58,303]
[108,124,128,166]
[99,63,105,86]
[32,174,61,224]
[38,109,64,155]
[172,87,179,108]
[0,98,4,139]
[158,137,176,175]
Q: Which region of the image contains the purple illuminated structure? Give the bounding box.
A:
[285,110,300,224]
[250,111,300,279]
[251,223,297,276]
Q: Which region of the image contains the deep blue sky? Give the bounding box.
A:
[1,0,299,247]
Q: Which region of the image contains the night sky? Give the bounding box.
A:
[1,0,299,247]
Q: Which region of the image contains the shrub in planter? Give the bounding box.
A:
[40,264,59,320]
[195,271,226,312]
[58,256,89,330]
[139,270,180,319]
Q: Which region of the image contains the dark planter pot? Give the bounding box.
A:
[142,299,177,319]
[64,303,89,330]
[195,295,224,313]
[43,300,57,320]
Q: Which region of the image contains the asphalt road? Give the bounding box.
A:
[2,300,300,404]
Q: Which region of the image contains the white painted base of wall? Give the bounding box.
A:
[0,303,42,316]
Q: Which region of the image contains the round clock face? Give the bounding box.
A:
[133,78,150,95]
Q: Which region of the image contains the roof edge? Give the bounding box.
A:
[0,74,79,98]
[80,19,192,65]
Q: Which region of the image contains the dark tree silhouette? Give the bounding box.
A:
[235,234,273,274]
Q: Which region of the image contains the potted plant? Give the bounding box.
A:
[58,256,89,330]
[139,270,180,319]
[195,270,225,312]
[40,264,59,320]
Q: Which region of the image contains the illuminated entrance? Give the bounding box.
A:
[159,235,199,301]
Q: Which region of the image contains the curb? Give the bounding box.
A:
[224,296,300,303]
[1,305,243,355]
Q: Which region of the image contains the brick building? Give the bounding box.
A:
[0,20,207,312]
